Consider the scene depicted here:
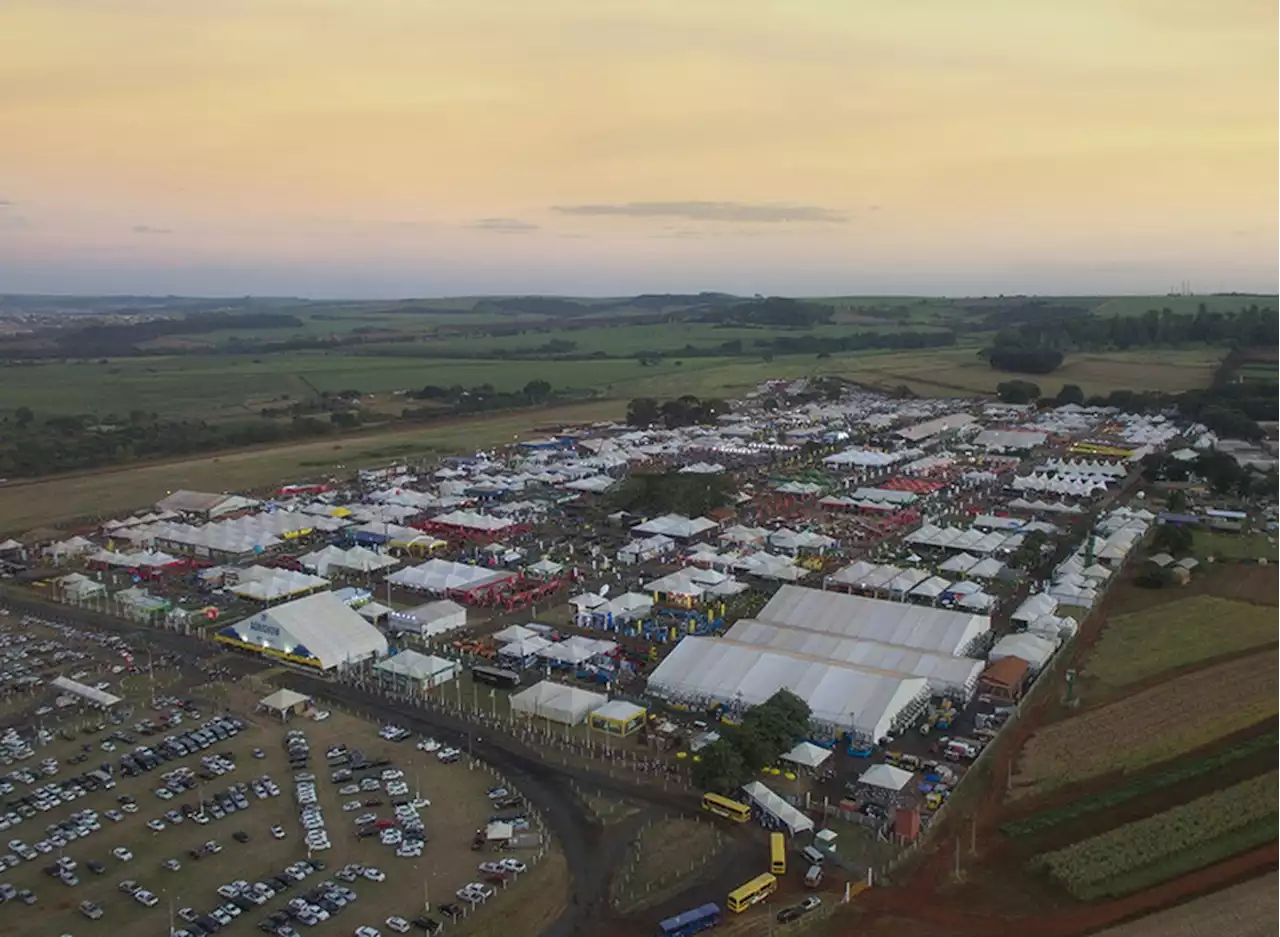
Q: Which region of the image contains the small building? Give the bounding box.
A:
[588,700,647,737]
[258,688,312,719]
[893,807,921,843]
[51,676,122,709]
[386,599,468,638]
[978,656,1029,702]
[372,650,460,695]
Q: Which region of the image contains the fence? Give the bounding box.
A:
[881,520,1145,884]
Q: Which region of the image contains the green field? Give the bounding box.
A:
[1083,596,1278,688]
[1193,531,1280,562]
[1030,771,1278,900]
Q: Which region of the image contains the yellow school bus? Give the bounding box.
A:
[726,873,777,912]
[701,792,750,823]
[769,832,787,875]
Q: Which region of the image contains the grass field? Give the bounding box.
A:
[1082,596,1278,689]
[1009,651,1279,800]
[0,400,625,533]
[1192,531,1280,562]
[1092,871,1277,937]
[1029,771,1278,900]
[611,817,723,912]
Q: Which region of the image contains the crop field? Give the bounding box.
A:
[1029,771,1278,900]
[1009,650,1279,800]
[0,400,624,533]
[1092,871,1277,937]
[1082,596,1278,689]
[1001,730,1278,837]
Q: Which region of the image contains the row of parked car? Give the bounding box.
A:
[119,716,246,777]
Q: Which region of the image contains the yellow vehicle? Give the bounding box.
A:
[769,832,786,875]
[726,873,777,912]
[701,792,751,823]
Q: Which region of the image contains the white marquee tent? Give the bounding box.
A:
[509,681,607,725]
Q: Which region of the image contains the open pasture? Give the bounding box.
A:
[1009,651,1279,800]
[1082,596,1277,690]
[1029,771,1278,900]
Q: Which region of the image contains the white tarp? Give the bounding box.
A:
[741,781,814,835]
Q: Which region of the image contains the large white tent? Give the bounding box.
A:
[218,591,387,670]
[646,636,929,740]
[755,586,990,657]
[228,565,329,602]
[385,559,514,594]
[723,619,984,700]
[509,681,607,725]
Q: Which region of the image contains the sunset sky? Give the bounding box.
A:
[1,0,1275,297]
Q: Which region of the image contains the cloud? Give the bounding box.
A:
[132,224,173,235]
[468,217,540,233]
[0,199,12,207]
[552,201,849,224]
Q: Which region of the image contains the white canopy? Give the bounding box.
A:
[857,763,914,792]
[781,741,833,769]
[741,781,814,835]
[509,681,607,725]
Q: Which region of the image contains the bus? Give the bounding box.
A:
[769,832,787,875]
[701,792,751,823]
[726,873,777,913]
[657,902,721,937]
[470,664,520,690]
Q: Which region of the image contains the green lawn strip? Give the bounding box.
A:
[1001,730,1279,837]
[1070,814,1278,901]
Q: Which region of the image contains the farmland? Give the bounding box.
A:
[1092,872,1277,937]
[1082,595,1278,689]
[1029,771,1278,900]
[1008,650,1279,800]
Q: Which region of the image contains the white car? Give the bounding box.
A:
[113,846,133,861]
[499,858,527,874]
[270,826,287,839]
[354,814,378,826]
[415,738,440,752]
[343,801,364,812]
[355,927,381,937]
[386,917,411,934]
[311,711,331,722]
[135,889,160,907]
[409,797,430,810]
[362,868,385,882]
[395,843,422,858]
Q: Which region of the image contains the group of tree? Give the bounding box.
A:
[983,336,1066,375]
[625,395,728,428]
[692,690,812,793]
[1141,449,1274,499]
[0,312,305,359]
[609,471,734,518]
[410,379,556,407]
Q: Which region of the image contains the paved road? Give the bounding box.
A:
[0,589,741,937]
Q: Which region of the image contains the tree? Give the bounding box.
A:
[1055,384,1085,406]
[1165,489,1189,514]
[625,397,661,426]
[1151,524,1194,556]
[997,380,1042,404]
[522,379,552,403]
[692,739,749,794]
[14,406,33,429]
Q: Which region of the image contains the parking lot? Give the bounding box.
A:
[0,652,549,937]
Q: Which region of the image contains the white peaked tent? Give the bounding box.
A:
[741,781,814,835]
[857,763,914,792]
[781,741,832,770]
[509,681,607,725]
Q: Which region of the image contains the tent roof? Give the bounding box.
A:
[227,592,388,669]
[858,763,914,791]
[756,585,990,657]
[741,781,814,834]
[260,688,311,711]
[781,741,832,769]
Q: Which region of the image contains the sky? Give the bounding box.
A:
[0,0,1276,298]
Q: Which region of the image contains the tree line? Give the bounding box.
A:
[982,304,1277,375]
